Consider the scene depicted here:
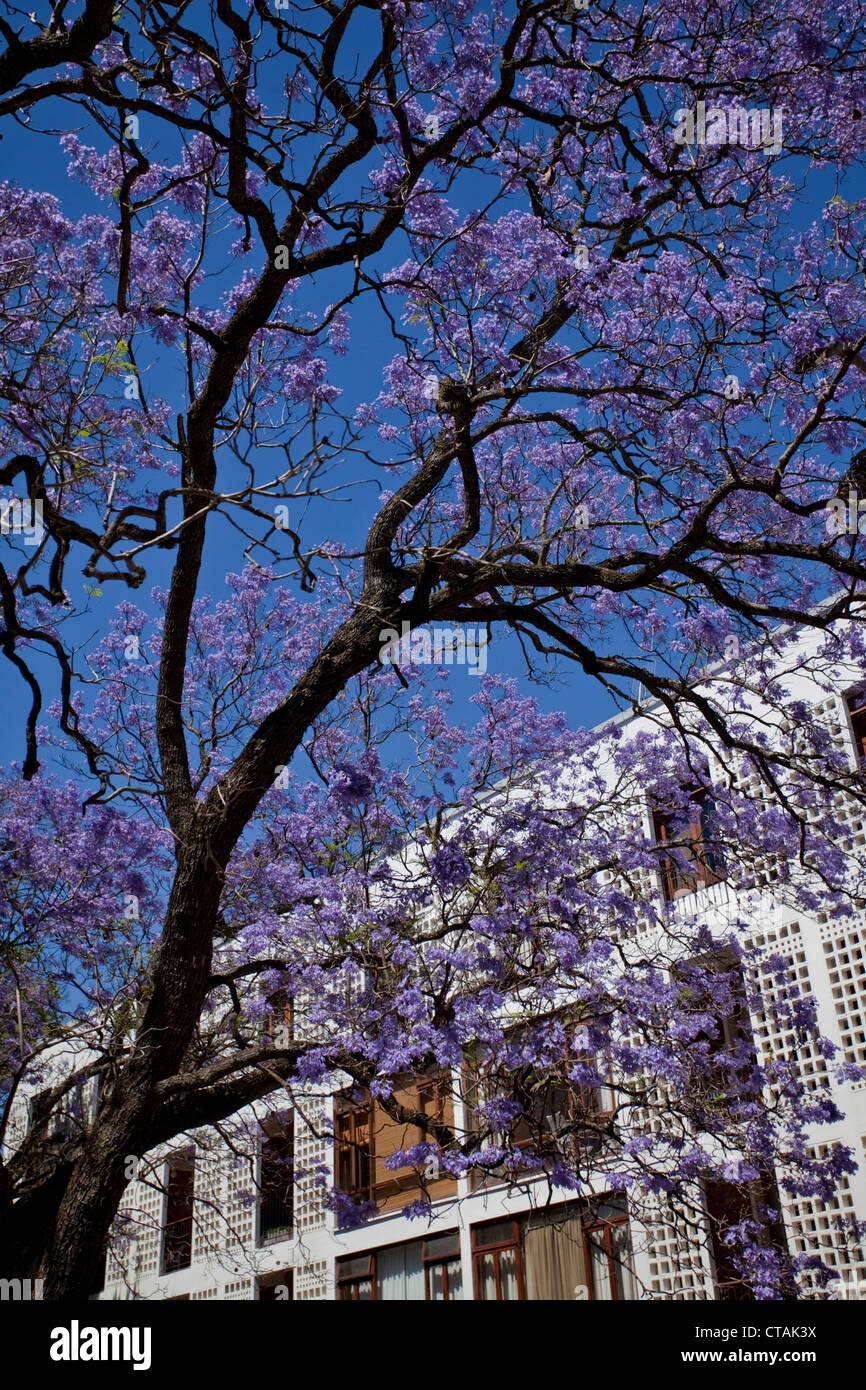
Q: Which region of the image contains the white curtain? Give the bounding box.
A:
[589,1222,638,1300]
[377,1241,425,1300]
[589,1239,614,1300]
[524,1213,587,1299]
[612,1223,639,1299]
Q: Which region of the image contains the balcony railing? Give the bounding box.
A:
[667,876,732,919]
[258,1189,293,1245]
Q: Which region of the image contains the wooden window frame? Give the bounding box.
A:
[335,1074,454,1213]
[653,786,724,902]
[390,1073,452,1201]
[335,1095,374,1202]
[471,1218,526,1300]
[422,1232,462,1301]
[336,1253,376,1301]
[469,1018,616,1179]
[675,950,758,1103]
[261,986,293,1047]
[846,689,866,764]
[417,1074,449,1126]
[582,1205,632,1301]
[337,1233,461,1301]
[704,963,753,1066]
[423,1258,461,1301]
[564,1023,617,1128]
[470,1200,634,1302]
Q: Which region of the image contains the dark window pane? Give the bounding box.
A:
[423,1231,460,1260]
[705,1180,755,1298]
[258,1270,292,1301]
[259,1125,293,1243]
[162,1151,195,1274]
[473,1220,517,1249]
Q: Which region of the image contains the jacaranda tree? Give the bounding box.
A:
[1,0,865,1300]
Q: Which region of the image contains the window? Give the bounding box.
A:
[706,964,752,1060]
[511,1058,614,1162]
[675,950,758,1106]
[423,1230,462,1301]
[46,1076,96,1143]
[472,1198,637,1301]
[375,1240,425,1300]
[337,1232,461,1301]
[161,1149,195,1274]
[653,785,724,901]
[583,1200,638,1300]
[258,1119,293,1245]
[335,1076,457,1220]
[846,690,866,763]
[417,1074,448,1126]
[522,1207,588,1299]
[677,951,752,1054]
[337,1253,375,1301]
[335,1095,373,1201]
[261,987,293,1047]
[257,1269,292,1301]
[705,1176,790,1301]
[467,1020,616,1184]
[472,1219,524,1300]
[512,1066,575,1153]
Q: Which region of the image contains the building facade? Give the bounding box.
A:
[7,633,866,1302]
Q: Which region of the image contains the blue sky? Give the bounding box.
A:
[0,61,624,787]
[0,24,852,787]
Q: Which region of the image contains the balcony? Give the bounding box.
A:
[667,876,732,920]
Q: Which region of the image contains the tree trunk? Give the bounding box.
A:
[43,834,224,1299]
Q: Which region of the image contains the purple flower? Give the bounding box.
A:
[331,762,374,804]
[430,843,472,888]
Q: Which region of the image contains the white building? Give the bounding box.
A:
[7,622,866,1301]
